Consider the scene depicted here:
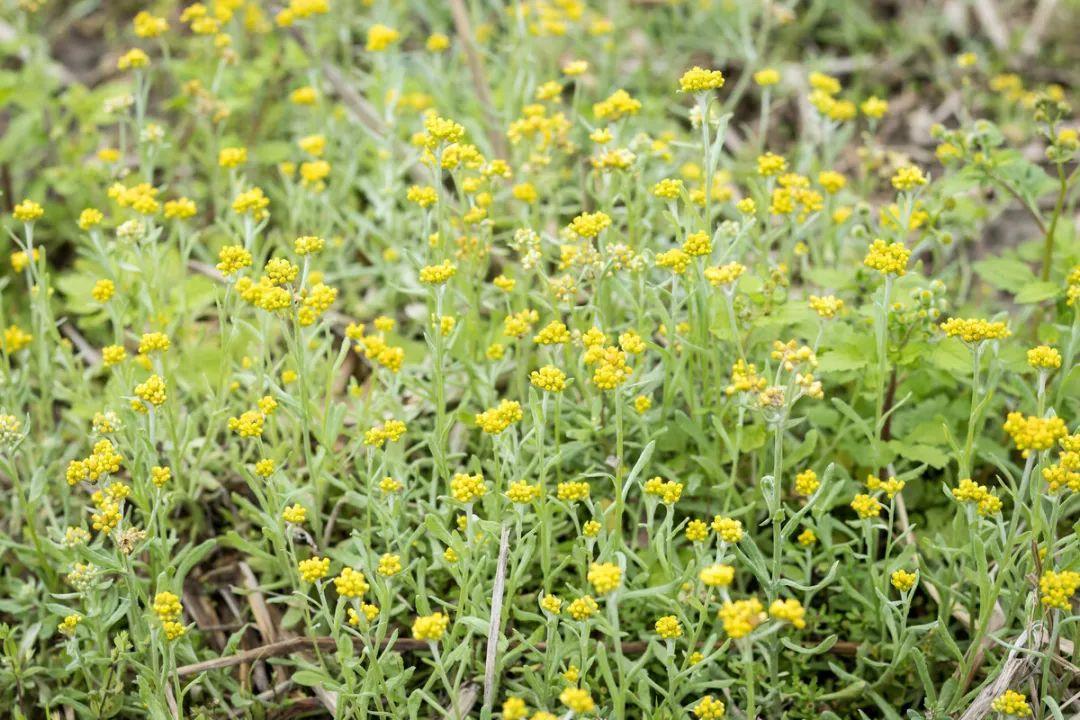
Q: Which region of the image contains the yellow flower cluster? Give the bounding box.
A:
[475,399,524,434]
[794,469,819,495]
[718,597,764,638]
[587,562,621,594]
[411,612,449,642]
[1027,345,1062,369]
[334,568,370,598]
[865,474,905,499]
[559,687,595,714]
[298,557,330,583]
[990,690,1032,717]
[940,317,1011,343]
[1002,412,1067,457]
[557,481,590,502]
[678,66,725,93]
[654,615,682,638]
[66,439,123,485]
[693,695,726,719]
[891,569,917,592]
[506,480,542,504]
[712,516,744,542]
[567,595,599,620]
[1039,569,1080,610]
[451,472,487,503]
[530,365,567,392]
[768,598,806,629]
[952,478,1003,515]
[851,493,883,518]
[699,563,735,587]
[705,262,745,287]
[419,260,457,285]
[863,239,911,276]
[363,419,407,448]
[643,476,684,503]
[152,591,186,641]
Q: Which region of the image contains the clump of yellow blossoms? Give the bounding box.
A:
[530,365,567,392]
[699,563,735,587]
[851,493,883,518]
[1002,412,1067,457]
[891,569,918,592]
[1039,570,1080,610]
[152,591,186,641]
[475,399,523,434]
[678,66,725,93]
[693,695,726,719]
[298,556,330,583]
[587,562,621,594]
[718,597,765,638]
[411,612,449,642]
[891,165,928,191]
[863,239,911,276]
[334,568,370,598]
[991,690,1032,717]
[559,687,595,714]
[567,595,599,620]
[940,317,1011,343]
[768,598,807,629]
[1027,345,1062,369]
[712,516,744,542]
[952,478,1003,515]
[451,472,487,503]
[654,615,682,639]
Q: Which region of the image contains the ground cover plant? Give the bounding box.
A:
[0,0,1079,718]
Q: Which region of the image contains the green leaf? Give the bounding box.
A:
[888,441,950,469]
[972,257,1035,292]
[1014,280,1060,304]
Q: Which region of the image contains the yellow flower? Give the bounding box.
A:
[699,564,734,587]
[860,95,889,118]
[693,695,726,719]
[426,32,450,52]
[334,568,370,598]
[1028,345,1062,370]
[940,317,1010,343]
[411,612,450,642]
[891,165,928,191]
[891,569,917,592]
[587,562,621,594]
[753,68,780,86]
[991,690,1032,717]
[592,89,641,121]
[718,597,764,638]
[91,279,115,303]
[566,595,598,620]
[540,594,562,614]
[559,687,595,714]
[863,239,910,276]
[13,199,44,222]
[117,48,150,70]
[530,365,567,392]
[298,557,330,583]
[377,553,403,576]
[757,152,787,176]
[506,480,542,504]
[419,260,457,285]
[711,516,743,542]
[475,399,523,434]
[794,469,819,495]
[1039,569,1080,610]
[679,66,725,93]
[1003,412,1067,457]
[851,493,882,518]
[655,615,682,639]
[366,24,400,52]
[502,697,528,720]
